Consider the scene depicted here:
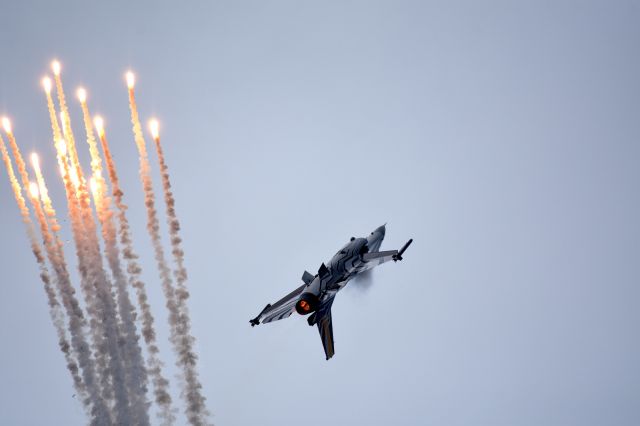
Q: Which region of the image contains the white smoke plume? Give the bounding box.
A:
[128,81,210,425]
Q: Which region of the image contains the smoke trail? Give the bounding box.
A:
[4,129,35,199]
[31,154,110,414]
[52,64,84,189]
[0,134,88,416]
[43,78,64,146]
[151,126,209,422]
[80,95,151,426]
[2,127,90,394]
[28,179,91,407]
[45,81,114,410]
[47,84,115,418]
[47,76,131,423]
[52,69,133,424]
[44,85,113,424]
[127,76,210,425]
[97,120,176,425]
[90,180,150,426]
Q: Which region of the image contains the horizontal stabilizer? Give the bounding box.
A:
[302,270,315,285]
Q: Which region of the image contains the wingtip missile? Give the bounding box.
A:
[393,238,413,262]
[250,304,272,327]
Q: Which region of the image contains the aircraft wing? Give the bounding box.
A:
[250,283,306,326]
[361,250,398,268]
[361,240,413,270]
[312,297,336,360]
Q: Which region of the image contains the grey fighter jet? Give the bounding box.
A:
[250,224,412,360]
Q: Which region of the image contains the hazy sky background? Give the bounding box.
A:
[1,1,639,425]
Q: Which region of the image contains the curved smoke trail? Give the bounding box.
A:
[0,134,90,417]
[46,78,114,413]
[32,154,109,416]
[53,70,133,425]
[29,183,92,408]
[127,80,210,425]
[49,77,127,422]
[4,63,212,425]
[80,96,151,426]
[152,129,209,422]
[97,123,176,425]
[41,88,113,425]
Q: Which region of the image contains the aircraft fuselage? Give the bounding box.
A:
[301,225,386,304]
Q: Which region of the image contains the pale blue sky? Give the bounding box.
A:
[1,1,639,425]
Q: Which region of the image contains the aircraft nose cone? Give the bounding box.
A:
[375,224,386,236]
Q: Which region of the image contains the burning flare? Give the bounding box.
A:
[42,77,52,94]
[94,116,105,138]
[149,119,159,141]
[30,152,40,170]
[56,139,68,157]
[125,71,135,89]
[29,181,40,199]
[77,87,87,104]
[2,117,12,134]
[52,60,61,76]
[89,176,98,197]
[2,60,210,425]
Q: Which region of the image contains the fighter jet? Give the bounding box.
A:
[250,224,412,360]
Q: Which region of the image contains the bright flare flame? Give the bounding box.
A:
[2,117,12,134]
[89,176,98,196]
[126,71,135,89]
[69,167,80,189]
[77,87,87,103]
[42,77,52,93]
[149,119,159,140]
[29,182,40,198]
[94,116,104,137]
[52,60,61,76]
[57,139,68,156]
[31,153,40,170]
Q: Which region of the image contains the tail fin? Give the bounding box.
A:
[310,297,336,360]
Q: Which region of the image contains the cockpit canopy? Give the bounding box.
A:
[335,238,369,256]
